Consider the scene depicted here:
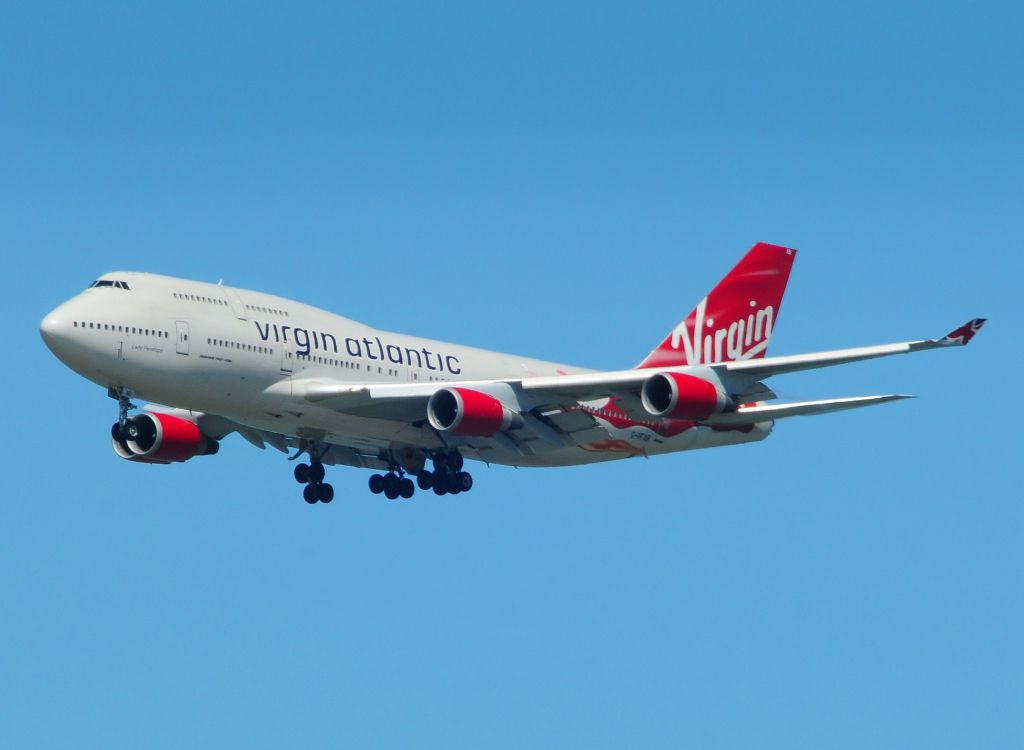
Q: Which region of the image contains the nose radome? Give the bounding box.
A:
[40,306,70,352]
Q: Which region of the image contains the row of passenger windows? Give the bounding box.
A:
[171,292,291,318]
[292,354,441,379]
[207,338,274,355]
[294,355,445,381]
[297,353,368,371]
[174,292,228,306]
[71,320,451,381]
[71,322,451,382]
[74,321,167,337]
[292,353,446,380]
[245,303,289,317]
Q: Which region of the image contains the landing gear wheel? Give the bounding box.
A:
[383,473,400,500]
[309,462,325,483]
[111,421,131,450]
[416,471,433,490]
[399,477,415,499]
[433,482,447,496]
[447,451,464,471]
[457,472,473,492]
[318,483,334,503]
[294,463,311,484]
[303,484,318,504]
[446,471,462,495]
[368,474,385,494]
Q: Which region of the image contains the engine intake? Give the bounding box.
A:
[111,412,219,463]
[641,372,732,420]
[427,388,523,437]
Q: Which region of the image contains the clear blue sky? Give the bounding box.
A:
[3,2,1020,747]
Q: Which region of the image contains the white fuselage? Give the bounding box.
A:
[41,271,770,468]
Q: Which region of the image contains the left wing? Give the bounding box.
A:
[297,319,984,445]
[719,318,987,378]
[518,318,984,411]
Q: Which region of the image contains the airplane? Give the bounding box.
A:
[40,242,985,504]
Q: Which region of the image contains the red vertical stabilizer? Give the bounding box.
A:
[638,242,797,368]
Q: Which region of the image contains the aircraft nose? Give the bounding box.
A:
[40,305,71,353]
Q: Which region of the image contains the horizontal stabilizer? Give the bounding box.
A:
[706,394,913,426]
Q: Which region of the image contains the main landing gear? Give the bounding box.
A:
[292,444,334,504]
[367,450,473,499]
[290,447,473,504]
[368,471,415,500]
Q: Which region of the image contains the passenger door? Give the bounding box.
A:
[175,321,190,355]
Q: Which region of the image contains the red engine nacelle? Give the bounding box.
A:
[427,388,523,437]
[111,412,219,463]
[640,372,732,420]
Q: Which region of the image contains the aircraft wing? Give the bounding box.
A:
[489,318,988,403]
[718,318,986,378]
[297,318,984,446]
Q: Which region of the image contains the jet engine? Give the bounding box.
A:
[427,388,523,437]
[111,412,219,463]
[641,372,732,420]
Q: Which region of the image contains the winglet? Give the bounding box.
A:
[938,318,986,346]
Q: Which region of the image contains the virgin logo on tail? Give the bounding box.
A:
[670,297,776,365]
[636,242,796,370]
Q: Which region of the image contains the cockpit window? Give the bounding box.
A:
[88,279,130,290]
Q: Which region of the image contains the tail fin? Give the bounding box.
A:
[638,242,797,368]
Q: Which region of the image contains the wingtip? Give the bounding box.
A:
[940,318,986,346]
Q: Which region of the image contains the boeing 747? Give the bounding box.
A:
[40,243,985,503]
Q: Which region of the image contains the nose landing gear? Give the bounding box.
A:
[109,386,137,443]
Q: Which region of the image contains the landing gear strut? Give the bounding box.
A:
[291,443,334,504]
[109,386,137,442]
